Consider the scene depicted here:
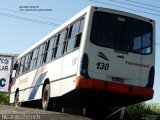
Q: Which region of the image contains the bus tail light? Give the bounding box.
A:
[146,66,155,88]
[80,53,89,78]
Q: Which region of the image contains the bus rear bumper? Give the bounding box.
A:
[76,76,154,100]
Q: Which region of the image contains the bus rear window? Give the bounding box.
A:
[90,11,153,54]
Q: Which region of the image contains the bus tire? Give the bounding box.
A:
[14,91,21,107]
[42,84,50,110]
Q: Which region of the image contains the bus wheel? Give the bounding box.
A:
[14,92,21,107]
[42,84,50,110]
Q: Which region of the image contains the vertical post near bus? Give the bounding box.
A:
[0,53,18,92]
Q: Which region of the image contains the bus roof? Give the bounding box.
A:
[18,6,92,59]
[18,6,155,59]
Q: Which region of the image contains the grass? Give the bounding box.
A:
[0,93,10,105]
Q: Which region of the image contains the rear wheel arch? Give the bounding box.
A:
[42,78,50,110]
[42,78,50,97]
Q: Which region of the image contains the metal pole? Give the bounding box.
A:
[120,107,126,120]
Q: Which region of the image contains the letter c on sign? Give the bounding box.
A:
[0,78,6,87]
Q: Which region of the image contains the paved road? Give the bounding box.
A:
[0,105,91,120]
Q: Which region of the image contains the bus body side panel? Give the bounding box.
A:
[60,50,80,96]
[25,68,46,101]
[32,58,63,100]
[10,93,15,103]
[32,50,81,99]
[76,7,92,78]
[12,69,38,102]
[9,9,90,103]
[140,54,155,86]
[10,57,63,103]
[46,58,63,98]
[59,9,91,96]
[50,81,61,98]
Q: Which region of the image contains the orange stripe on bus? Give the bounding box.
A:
[76,76,154,99]
[32,65,47,87]
[28,65,47,98]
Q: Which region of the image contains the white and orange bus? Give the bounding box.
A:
[10,6,155,111]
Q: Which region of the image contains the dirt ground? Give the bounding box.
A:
[0,105,91,120]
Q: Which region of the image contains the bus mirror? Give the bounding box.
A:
[13,67,16,70]
[13,62,18,70]
[12,61,18,78]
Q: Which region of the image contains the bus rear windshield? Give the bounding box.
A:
[90,11,153,54]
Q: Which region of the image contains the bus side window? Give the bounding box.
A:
[75,18,85,48]
[23,52,33,72]
[62,28,69,54]
[18,56,26,75]
[36,44,44,67]
[46,37,56,62]
[70,21,80,38]
[30,47,39,70]
[66,37,76,52]
[28,52,33,70]
[79,18,85,33]
[66,18,85,52]
[23,54,29,72]
[55,30,67,58]
[41,41,50,64]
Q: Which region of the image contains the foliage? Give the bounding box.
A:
[127,102,160,120]
[0,93,9,105]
